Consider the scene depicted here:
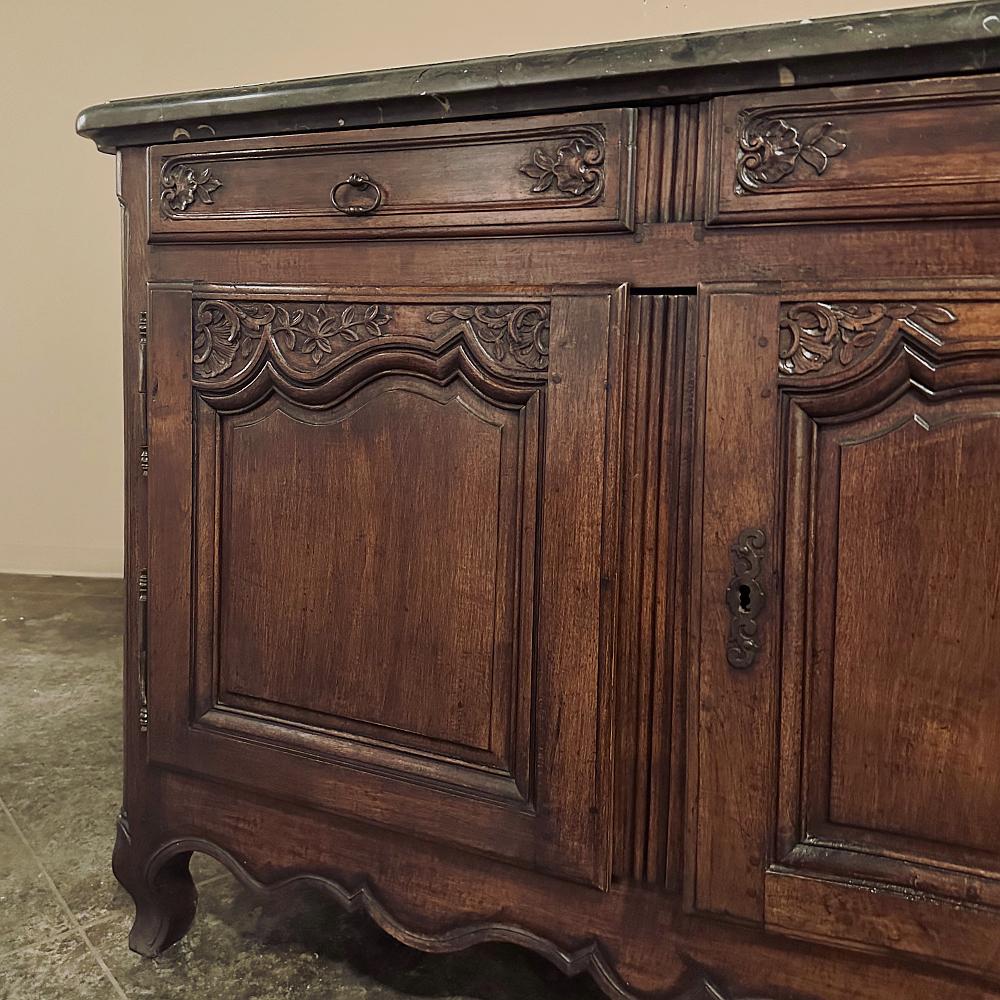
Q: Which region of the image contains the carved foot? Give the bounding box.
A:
[112,811,198,957]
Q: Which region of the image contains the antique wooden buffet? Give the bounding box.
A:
[78,4,1000,997]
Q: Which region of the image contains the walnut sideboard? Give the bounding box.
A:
[77,5,1000,998]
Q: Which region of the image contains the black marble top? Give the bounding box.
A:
[77,1,1000,151]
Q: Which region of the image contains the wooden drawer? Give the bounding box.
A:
[707,75,1000,225]
[148,109,635,241]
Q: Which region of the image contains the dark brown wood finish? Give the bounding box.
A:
[149,110,636,240]
[765,287,1000,979]
[87,18,1000,999]
[707,75,1000,225]
[147,282,624,888]
[687,289,781,923]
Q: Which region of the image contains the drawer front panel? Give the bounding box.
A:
[148,109,635,241]
[707,76,1000,224]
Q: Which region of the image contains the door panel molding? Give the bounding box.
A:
[769,287,1000,978]
[690,282,1000,981]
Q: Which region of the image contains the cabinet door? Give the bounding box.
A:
[144,283,624,888]
[690,286,1000,979]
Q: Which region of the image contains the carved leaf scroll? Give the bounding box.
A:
[161,162,223,212]
[736,115,847,192]
[519,127,605,202]
[193,300,392,380]
[778,301,958,377]
[426,304,550,372]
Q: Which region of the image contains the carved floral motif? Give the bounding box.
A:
[778,301,958,377]
[736,116,847,192]
[519,128,605,201]
[161,163,223,212]
[275,303,391,364]
[192,298,552,381]
[193,300,391,379]
[426,304,550,371]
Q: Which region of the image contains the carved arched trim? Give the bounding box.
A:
[192,296,551,393]
[198,339,539,413]
[132,834,785,1000]
[784,339,1000,423]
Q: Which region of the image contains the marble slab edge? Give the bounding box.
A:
[77,1,1000,151]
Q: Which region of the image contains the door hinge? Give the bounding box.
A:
[138,311,148,479]
[137,568,149,732]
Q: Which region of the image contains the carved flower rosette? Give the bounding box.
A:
[519,128,605,202]
[736,115,847,192]
[161,162,223,213]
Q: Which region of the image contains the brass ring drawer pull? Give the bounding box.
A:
[330,172,383,216]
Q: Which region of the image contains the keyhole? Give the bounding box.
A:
[738,584,752,612]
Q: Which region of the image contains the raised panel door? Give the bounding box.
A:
[144,283,625,888]
[690,285,1000,981]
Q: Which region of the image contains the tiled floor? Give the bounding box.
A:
[0,574,601,1000]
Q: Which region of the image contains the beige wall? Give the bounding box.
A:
[1,0,939,576]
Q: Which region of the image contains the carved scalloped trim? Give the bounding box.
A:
[129,831,787,999]
[140,837,781,1000]
[145,837,637,999]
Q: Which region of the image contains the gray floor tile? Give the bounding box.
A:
[0,594,123,927]
[0,574,123,601]
[0,931,119,1000]
[0,810,76,958]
